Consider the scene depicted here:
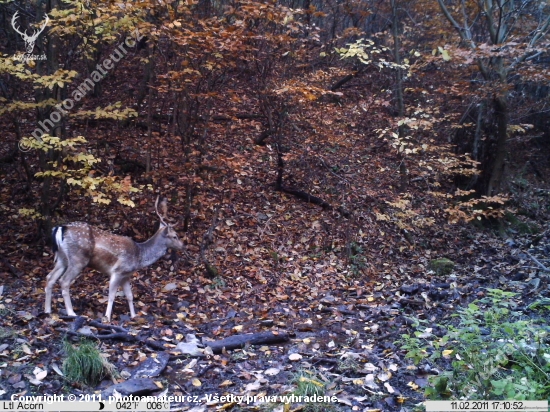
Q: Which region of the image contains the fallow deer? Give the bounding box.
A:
[44,197,183,321]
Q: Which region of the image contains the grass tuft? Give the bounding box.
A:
[62,339,116,387]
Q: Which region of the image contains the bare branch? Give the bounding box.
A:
[525,250,550,272]
[438,0,477,48]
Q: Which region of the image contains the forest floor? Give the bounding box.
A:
[1,53,550,411]
[1,220,549,411]
[2,136,549,411]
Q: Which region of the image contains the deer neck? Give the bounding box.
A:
[136,230,168,269]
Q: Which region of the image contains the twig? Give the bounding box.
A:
[0,255,24,277]
[318,157,350,183]
[89,320,128,333]
[200,205,221,277]
[197,363,215,377]
[525,250,550,272]
[311,357,340,366]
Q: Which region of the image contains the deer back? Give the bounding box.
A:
[56,222,139,275]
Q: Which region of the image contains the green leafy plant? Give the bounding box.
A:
[400,289,550,400]
[528,298,550,312]
[210,276,226,289]
[400,331,431,365]
[347,242,367,277]
[0,327,17,341]
[337,356,361,375]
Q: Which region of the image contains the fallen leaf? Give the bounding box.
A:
[245,380,261,391]
[407,381,419,390]
[384,382,395,394]
[377,371,392,382]
[33,367,47,381]
[288,353,302,361]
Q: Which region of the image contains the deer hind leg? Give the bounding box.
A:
[44,256,67,314]
[58,262,87,317]
[121,278,136,318]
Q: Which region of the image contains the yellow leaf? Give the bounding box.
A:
[192,378,202,387]
[407,381,419,390]
[299,376,324,387]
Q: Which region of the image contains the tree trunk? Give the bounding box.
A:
[486,94,509,195]
[391,0,407,192]
[37,0,60,242]
[391,0,404,121]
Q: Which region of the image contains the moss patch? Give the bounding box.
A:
[429,258,455,276]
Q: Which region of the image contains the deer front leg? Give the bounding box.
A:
[121,278,136,318]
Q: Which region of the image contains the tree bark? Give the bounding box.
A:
[487,94,509,195]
